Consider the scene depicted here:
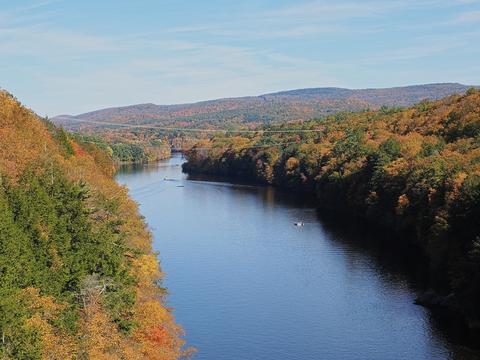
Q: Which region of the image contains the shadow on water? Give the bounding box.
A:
[187,169,480,358]
[119,161,183,175]
[118,156,480,360]
[316,212,480,355]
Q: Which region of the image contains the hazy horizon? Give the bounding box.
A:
[51,82,477,117]
[1,0,479,116]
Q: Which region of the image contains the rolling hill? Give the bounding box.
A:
[53,83,477,131]
[182,88,480,327]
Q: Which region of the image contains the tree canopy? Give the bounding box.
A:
[183,90,480,326]
[0,91,192,359]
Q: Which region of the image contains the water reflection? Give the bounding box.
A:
[117,155,480,360]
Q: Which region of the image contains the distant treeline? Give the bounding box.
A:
[72,133,171,164]
[183,89,480,327]
[55,83,475,132]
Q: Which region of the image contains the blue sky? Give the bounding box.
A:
[1,0,479,115]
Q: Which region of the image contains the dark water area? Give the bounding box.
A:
[117,154,480,360]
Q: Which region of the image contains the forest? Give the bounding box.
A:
[0,91,192,359]
[72,133,171,164]
[183,89,480,327]
[53,83,473,132]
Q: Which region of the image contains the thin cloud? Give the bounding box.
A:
[261,1,399,19]
[2,0,479,115]
[157,0,473,40]
[354,30,480,65]
[8,0,62,13]
[453,10,480,23]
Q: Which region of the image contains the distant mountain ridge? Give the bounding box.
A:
[53,83,477,130]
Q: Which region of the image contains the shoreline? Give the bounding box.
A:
[182,165,480,337]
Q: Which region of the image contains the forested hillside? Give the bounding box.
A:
[51,84,477,165]
[53,83,475,132]
[72,133,171,164]
[0,91,192,359]
[183,89,480,326]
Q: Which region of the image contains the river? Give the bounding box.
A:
[117,154,479,360]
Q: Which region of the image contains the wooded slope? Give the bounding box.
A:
[183,89,480,326]
[0,91,192,359]
[53,83,475,131]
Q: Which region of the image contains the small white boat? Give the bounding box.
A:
[294,221,304,227]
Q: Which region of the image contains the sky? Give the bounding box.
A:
[1,0,479,116]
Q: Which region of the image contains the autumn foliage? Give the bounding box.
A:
[0,91,192,359]
[184,89,480,326]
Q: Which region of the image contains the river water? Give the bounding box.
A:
[117,154,479,360]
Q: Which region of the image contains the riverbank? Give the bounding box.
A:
[183,168,480,356]
[72,133,172,164]
[118,154,480,359]
[114,151,171,166]
[181,90,480,332]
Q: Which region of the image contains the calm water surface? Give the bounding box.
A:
[117,154,479,360]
